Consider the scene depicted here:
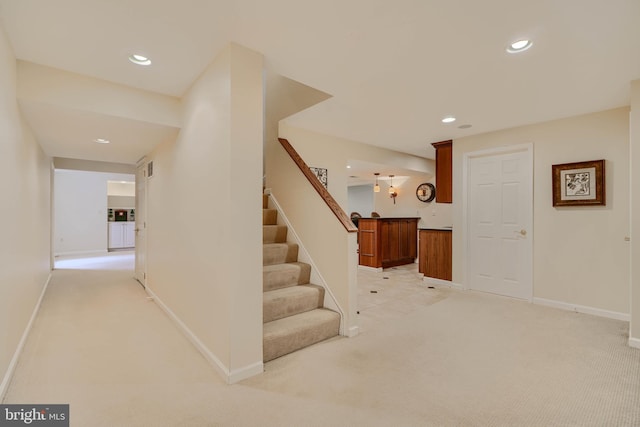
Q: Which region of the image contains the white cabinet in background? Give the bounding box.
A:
[108,223,124,248]
[109,222,135,249]
[124,222,135,247]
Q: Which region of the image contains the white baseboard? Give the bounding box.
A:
[346,326,360,338]
[629,337,640,349]
[54,249,107,258]
[229,362,264,384]
[533,297,629,322]
[145,286,263,384]
[357,265,383,272]
[1,272,52,402]
[423,276,465,290]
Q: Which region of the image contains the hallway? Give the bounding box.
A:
[4,254,640,426]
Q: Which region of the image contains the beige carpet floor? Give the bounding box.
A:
[4,253,640,426]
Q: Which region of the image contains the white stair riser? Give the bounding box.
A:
[263,225,288,243]
[263,209,278,225]
[263,243,299,266]
[263,263,311,291]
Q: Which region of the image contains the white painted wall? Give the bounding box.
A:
[280,123,436,213]
[53,169,134,256]
[630,81,640,346]
[54,170,107,256]
[372,175,453,228]
[347,185,374,217]
[146,43,264,382]
[107,181,135,197]
[53,158,136,174]
[0,24,51,398]
[107,196,135,209]
[279,123,452,228]
[17,61,181,128]
[453,107,630,316]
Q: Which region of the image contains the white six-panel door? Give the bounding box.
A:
[465,146,532,300]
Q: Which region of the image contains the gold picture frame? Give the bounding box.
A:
[552,159,605,207]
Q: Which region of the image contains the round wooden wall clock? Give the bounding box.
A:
[416,183,436,202]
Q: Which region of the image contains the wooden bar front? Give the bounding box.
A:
[358,218,419,269]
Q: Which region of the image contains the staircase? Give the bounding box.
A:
[262,194,340,362]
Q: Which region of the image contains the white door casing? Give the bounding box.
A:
[463,144,533,300]
[135,160,147,287]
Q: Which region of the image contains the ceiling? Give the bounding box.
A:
[1,0,639,165]
[345,159,425,187]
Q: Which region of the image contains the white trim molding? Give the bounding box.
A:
[347,326,360,338]
[228,362,265,384]
[423,276,465,291]
[533,297,630,322]
[145,286,263,384]
[54,249,108,258]
[629,337,640,349]
[1,273,52,401]
[357,265,383,273]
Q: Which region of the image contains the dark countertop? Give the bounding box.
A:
[358,217,421,220]
[419,227,453,231]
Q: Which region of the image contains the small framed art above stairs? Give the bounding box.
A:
[262,192,342,362]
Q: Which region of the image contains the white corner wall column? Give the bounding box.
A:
[144,43,264,383]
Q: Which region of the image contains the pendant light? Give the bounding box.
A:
[389,175,398,204]
[373,172,380,192]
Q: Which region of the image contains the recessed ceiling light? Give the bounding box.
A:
[507,39,532,53]
[442,116,456,124]
[94,138,110,144]
[347,165,351,169]
[458,124,472,129]
[128,54,152,65]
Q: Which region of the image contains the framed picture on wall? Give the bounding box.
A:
[310,167,328,189]
[552,159,605,206]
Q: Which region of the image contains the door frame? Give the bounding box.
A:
[135,158,148,287]
[461,143,534,301]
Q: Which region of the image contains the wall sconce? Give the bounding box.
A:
[373,172,380,192]
[388,174,398,204]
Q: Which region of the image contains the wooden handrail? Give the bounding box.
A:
[278,138,358,233]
